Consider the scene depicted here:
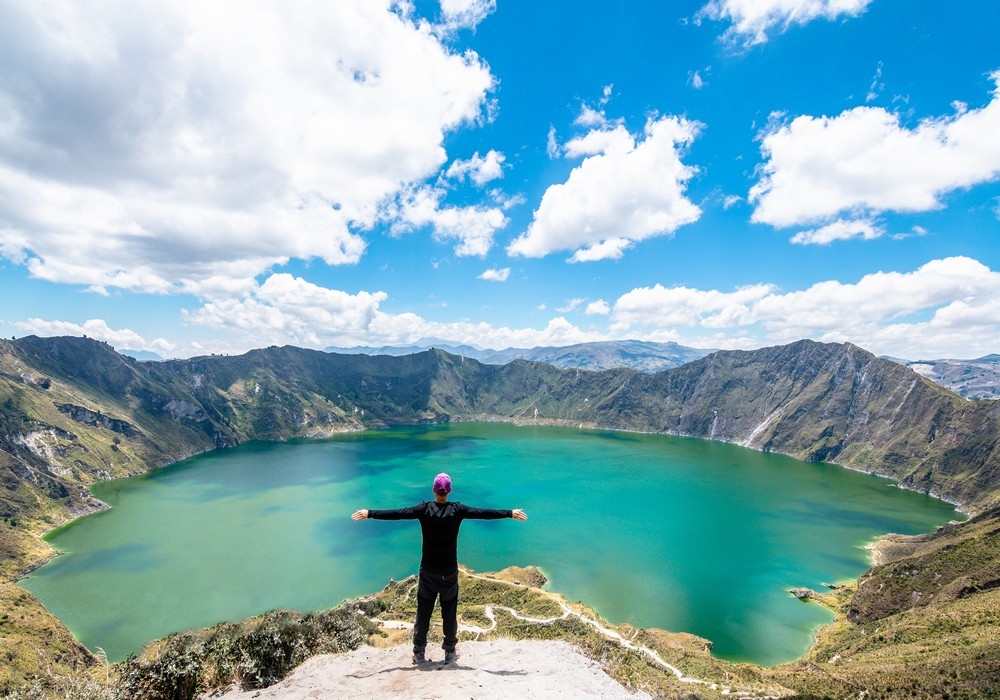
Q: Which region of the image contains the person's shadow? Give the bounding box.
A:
[348,661,528,677]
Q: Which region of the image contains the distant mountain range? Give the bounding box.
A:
[324,339,713,373]
[899,354,1000,399]
[326,339,1000,400]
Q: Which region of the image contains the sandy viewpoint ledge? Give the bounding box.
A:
[200,639,650,699]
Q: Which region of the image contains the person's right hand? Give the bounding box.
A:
[351,509,369,521]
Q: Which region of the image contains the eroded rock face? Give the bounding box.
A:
[56,404,138,437]
[163,399,207,422]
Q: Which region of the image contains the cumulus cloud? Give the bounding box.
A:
[0,0,495,294]
[24,257,999,359]
[445,150,506,185]
[14,318,178,355]
[508,116,702,261]
[184,274,600,352]
[15,318,147,349]
[387,185,508,256]
[575,105,608,128]
[751,75,1000,235]
[479,267,510,282]
[610,256,1000,358]
[185,274,388,347]
[699,0,873,46]
[613,284,775,330]
[585,300,611,315]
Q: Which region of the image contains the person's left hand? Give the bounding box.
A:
[512,509,528,521]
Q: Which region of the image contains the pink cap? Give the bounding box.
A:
[433,473,452,494]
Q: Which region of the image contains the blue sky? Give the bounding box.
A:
[1,0,998,360]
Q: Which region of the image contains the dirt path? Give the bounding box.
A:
[458,571,732,693]
[202,571,753,698]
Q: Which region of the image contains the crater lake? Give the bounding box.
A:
[22,422,962,666]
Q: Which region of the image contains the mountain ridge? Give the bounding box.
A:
[4,336,998,528]
[323,337,1000,399]
[325,338,713,373]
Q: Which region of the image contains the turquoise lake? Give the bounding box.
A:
[22,423,961,666]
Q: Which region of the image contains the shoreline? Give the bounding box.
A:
[8,419,971,673]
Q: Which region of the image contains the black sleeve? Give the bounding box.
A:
[367,503,425,520]
[457,503,512,520]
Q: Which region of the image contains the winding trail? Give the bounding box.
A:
[371,570,753,696]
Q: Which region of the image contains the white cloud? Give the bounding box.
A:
[479,267,510,282]
[572,86,615,129]
[613,284,774,330]
[690,70,706,90]
[185,274,389,347]
[508,116,702,261]
[0,0,495,294]
[546,126,561,158]
[446,150,506,185]
[751,75,1000,230]
[575,105,608,128]
[585,300,611,315]
[556,298,585,313]
[15,318,148,349]
[699,0,873,46]
[25,257,1000,360]
[14,318,177,355]
[866,60,884,103]
[610,256,1000,358]
[386,185,508,256]
[790,218,883,245]
[568,239,633,263]
[563,126,634,158]
[185,274,601,352]
[438,0,496,30]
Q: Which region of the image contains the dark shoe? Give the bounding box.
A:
[412,650,426,664]
[444,650,458,664]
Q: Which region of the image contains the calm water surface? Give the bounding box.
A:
[23,423,961,665]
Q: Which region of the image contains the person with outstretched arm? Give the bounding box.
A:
[351,472,528,665]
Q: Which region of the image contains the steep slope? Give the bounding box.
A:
[584,340,1000,510]
[770,507,1000,699]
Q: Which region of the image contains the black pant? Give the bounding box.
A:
[413,568,459,653]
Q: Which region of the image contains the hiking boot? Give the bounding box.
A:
[412,650,426,664]
[444,650,458,664]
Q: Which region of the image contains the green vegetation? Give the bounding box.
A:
[770,509,1000,699]
[111,607,374,700]
[1,335,999,696]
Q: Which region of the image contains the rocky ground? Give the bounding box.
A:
[199,639,651,699]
